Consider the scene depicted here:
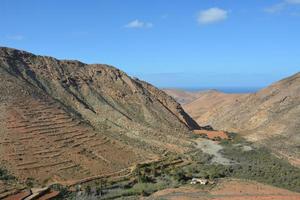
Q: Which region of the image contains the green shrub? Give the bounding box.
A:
[221,144,300,192]
[189,150,212,164]
[85,185,92,195]
[25,177,35,188]
[0,167,15,181]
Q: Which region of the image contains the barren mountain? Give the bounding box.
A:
[0,47,199,186]
[162,89,204,105]
[183,73,300,166]
[183,90,249,125]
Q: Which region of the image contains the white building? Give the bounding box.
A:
[190,178,208,185]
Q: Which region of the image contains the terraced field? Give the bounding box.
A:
[0,95,151,184]
[0,181,18,199]
[0,47,201,194]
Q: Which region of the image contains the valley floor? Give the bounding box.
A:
[146,179,300,200]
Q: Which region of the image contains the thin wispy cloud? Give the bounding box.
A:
[6,34,24,41]
[265,0,300,13]
[286,0,300,4]
[265,3,286,13]
[124,19,153,29]
[197,8,228,25]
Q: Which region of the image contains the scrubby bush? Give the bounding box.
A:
[221,143,300,192]
[85,185,92,195]
[0,167,15,181]
[50,184,70,199]
[25,177,35,188]
[171,168,188,183]
[189,150,212,164]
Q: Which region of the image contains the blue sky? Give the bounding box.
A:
[1,0,300,88]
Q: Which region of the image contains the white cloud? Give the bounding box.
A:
[6,34,24,41]
[265,0,300,13]
[264,3,286,13]
[124,19,153,29]
[197,8,228,24]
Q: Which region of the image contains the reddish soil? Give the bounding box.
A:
[0,97,150,184]
[3,190,31,200]
[0,181,23,200]
[193,130,229,140]
[36,191,60,200]
[210,179,300,200]
[146,179,300,200]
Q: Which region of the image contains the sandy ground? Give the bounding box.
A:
[195,139,232,165]
[145,179,300,200]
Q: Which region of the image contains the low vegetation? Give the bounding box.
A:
[0,167,15,181]
[219,135,300,192]
[49,133,300,199]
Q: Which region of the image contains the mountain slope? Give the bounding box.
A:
[162,89,204,105]
[0,47,199,185]
[184,73,300,166]
[183,90,249,121]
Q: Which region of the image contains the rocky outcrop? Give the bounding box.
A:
[0,47,199,132]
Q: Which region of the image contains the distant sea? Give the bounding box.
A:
[169,87,262,94]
